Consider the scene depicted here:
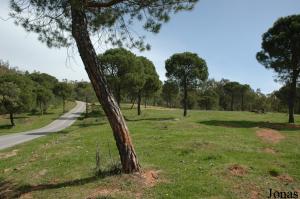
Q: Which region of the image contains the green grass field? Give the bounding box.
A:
[0,101,76,136]
[0,105,299,198]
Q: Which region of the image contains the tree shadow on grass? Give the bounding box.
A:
[76,121,107,128]
[87,110,106,118]
[0,167,121,198]
[0,124,13,130]
[27,112,55,116]
[124,116,176,122]
[199,120,300,131]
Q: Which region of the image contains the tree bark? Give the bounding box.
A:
[71,5,140,173]
[183,80,188,117]
[137,91,141,115]
[10,112,15,126]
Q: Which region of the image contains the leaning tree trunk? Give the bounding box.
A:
[71,6,140,173]
[10,112,15,126]
[137,91,141,116]
[288,74,297,123]
[130,98,136,110]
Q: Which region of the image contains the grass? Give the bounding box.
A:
[0,101,76,136]
[0,105,299,198]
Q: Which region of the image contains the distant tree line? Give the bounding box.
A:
[160,78,298,114]
[1,45,299,126]
[96,48,298,117]
[0,60,97,126]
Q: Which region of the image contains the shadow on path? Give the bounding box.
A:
[199,120,300,131]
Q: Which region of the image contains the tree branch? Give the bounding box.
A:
[86,0,125,8]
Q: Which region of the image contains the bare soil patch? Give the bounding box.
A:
[141,170,159,187]
[86,169,161,199]
[19,193,33,199]
[256,129,285,143]
[250,190,260,199]
[37,169,47,177]
[277,174,294,183]
[86,188,121,199]
[0,149,18,159]
[263,147,277,154]
[228,164,247,176]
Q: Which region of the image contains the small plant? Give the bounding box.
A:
[269,168,280,177]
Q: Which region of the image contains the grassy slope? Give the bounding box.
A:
[0,101,76,136]
[0,105,299,198]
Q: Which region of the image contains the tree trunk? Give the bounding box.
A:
[137,91,141,115]
[71,5,140,173]
[10,112,15,126]
[130,98,136,109]
[288,74,297,123]
[183,81,188,117]
[40,102,44,115]
[144,98,147,108]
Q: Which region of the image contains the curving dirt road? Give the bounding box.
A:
[0,101,85,150]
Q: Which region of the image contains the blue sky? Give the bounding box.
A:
[0,0,300,94]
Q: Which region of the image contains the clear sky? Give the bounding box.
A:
[1,0,300,94]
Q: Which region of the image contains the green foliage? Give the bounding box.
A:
[197,89,219,110]
[34,86,54,114]
[9,0,198,50]
[161,80,179,107]
[29,72,58,90]
[0,74,34,114]
[257,15,300,122]
[53,81,73,113]
[165,52,208,115]
[53,81,73,101]
[180,88,198,109]
[165,52,208,88]
[98,48,139,104]
[137,56,161,98]
[0,82,21,114]
[257,15,300,82]
[98,50,161,108]
[74,81,96,103]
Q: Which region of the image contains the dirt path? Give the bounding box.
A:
[256,128,285,143]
